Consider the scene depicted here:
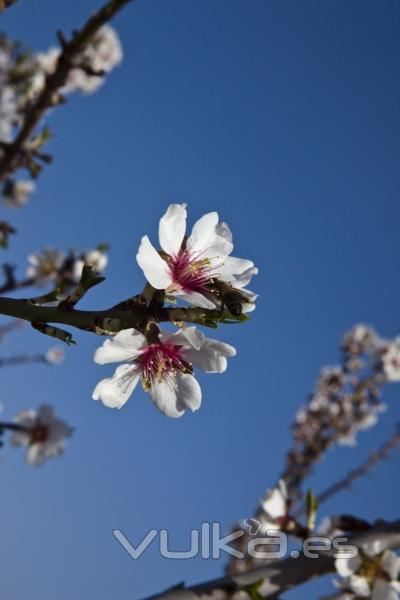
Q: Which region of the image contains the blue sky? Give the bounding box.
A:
[1,1,400,598]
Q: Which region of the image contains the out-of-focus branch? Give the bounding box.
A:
[0,0,135,180]
[0,0,18,12]
[315,424,400,507]
[138,521,400,600]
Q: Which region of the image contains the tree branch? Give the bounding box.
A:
[0,296,223,336]
[0,0,135,180]
[139,521,400,600]
[0,0,18,12]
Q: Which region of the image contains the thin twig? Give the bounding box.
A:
[0,0,135,179]
[316,424,400,506]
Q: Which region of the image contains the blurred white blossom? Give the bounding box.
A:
[331,546,400,600]
[259,479,289,531]
[72,248,108,282]
[11,404,72,466]
[64,25,123,94]
[380,338,400,382]
[26,248,65,285]
[45,346,64,365]
[3,179,35,207]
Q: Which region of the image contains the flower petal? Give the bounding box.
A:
[94,329,146,365]
[372,580,400,600]
[381,550,400,580]
[183,338,236,373]
[160,326,205,351]
[217,256,258,288]
[175,372,202,413]
[186,212,219,255]
[136,235,172,289]
[174,289,217,309]
[148,378,185,418]
[92,364,140,408]
[187,214,233,263]
[158,203,187,256]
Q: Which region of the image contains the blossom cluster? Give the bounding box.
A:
[228,325,400,576]
[281,324,400,496]
[26,246,108,288]
[322,543,400,600]
[93,204,258,418]
[0,26,122,205]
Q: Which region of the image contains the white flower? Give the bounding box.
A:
[136,203,258,310]
[72,249,108,282]
[342,324,378,355]
[11,404,72,466]
[64,25,122,94]
[45,346,64,365]
[3,179,35,207]
[28,47,60,98]
[259,480,289,531]
[380,338,400,382]
[334,547,400,600]
[92,326,236,417]
[26,248,65,286]
[0,85,18,143]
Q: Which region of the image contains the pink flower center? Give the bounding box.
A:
[138,343,192,389]
[166,250,214,293]
[29,423,49,444]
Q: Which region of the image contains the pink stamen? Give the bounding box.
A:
[138,343,191,389]
[166,249,214,293]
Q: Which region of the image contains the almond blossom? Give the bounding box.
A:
[26,248,65,285]
[379,338,400,382]
[328,546,400,600]
[11,404,72,466]
[92,326,236,417]
[72,248,108,282]
[136,203,258,311]
[259,479,289,532]
[3,179,35,207]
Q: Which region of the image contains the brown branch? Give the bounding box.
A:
[0,295,223,336]
[0,0,135,180]
[0,0,18,12]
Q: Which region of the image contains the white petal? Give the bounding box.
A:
[261,487,286,520]
[136,236,172,289]
[217,256,258,288]
[381,550,400,580]
[26,443,45,466]
[183,338,236,373]
[174,289,217,309]
[94,329,146,365]
[335,556,362,578]
[148,378,185,418]
[187,213,233,262]
[372,580,399,600]
[158,203,187,256]
[186,212,219,254]
[160,326,205,350]
[347,575,370,596]
[92,364,140,408]
[175,372,202,413]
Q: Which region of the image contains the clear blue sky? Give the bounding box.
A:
[1,1,400,599]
